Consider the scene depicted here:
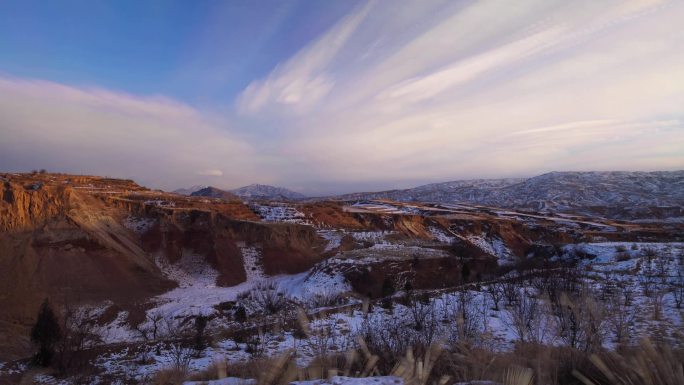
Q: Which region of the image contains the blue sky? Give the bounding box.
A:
[0,0,682,195]
[0,0,359,104]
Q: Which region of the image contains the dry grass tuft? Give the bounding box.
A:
[150,367,187,385]
[504,365,534,385]
[573,338,684,385]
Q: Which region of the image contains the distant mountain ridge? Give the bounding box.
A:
[173,185,207,195]
[333,171,684,219]
[190,186,240,201]
[231,183,306,200]
[176,184,306,201]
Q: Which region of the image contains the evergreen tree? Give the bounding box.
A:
[461,263,471,282]
[381,278,395,310]
[234,305,247,323]
[381,277,395,297]
[31,299,61,367]
[193,315,208,357]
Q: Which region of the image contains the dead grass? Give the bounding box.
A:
[150,367,186,385]
[573,338,684,385]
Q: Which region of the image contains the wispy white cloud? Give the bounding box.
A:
[236,2,374,115]
[197,169,224,176]
[2,1,683,194]
[0,77,256,190]
[236,0,684,191]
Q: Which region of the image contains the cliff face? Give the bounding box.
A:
[0,175,173,359]
[0,173,326,360]
[1,180,69,231]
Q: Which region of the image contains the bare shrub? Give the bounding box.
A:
[650,287,667,321]
[502,280,521,306]
[358,313,417,373]
[406,292,436,332]
[641,247,658,259]
[671,268,684,309]
[134,310,165,341]
[614,245,628,253]
[615,278,634,307]
[503,290,550,344]
[552,288,609,352]
[169,341,193,375]
[239,281,288,315]
[303,290,345,309]
[486,282,504,311]
[54,305,103,374]
[639,273,656,297]
[606,295,635,345]
[444,290,483,344]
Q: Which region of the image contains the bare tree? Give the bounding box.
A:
[552,292,585,350]
[502,281,520,307]
[606,295,635,345]
[406,293,435,332]
[650,287,667,321]
[163,317,193,374]
[503,290,548,344]
[671,266,684,309]
[581,295,609,353]
[616,277,635,307]
[134,310,165,341]
[639,273,655,297]
[486,282,504,311]
[54,305,103,374]
[448,289,483,344]
[552,288,609,352]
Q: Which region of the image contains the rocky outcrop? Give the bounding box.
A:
[1,180,70,231]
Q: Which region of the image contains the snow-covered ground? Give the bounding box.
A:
[428,226,455,244]
[466,234,515,264]
[13,240,684,385]
[251,203,308,224]
[318,230,344,252]
[239,245,265,281]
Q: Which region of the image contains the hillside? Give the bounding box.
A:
[334,171,684,219]
[2,172,683,384]
[231,183,306,200]
[190,186,241,201]
[0,173,323,361]
[172,185,206,195]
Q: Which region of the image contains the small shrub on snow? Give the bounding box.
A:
[615,245,628,253]
[239,281,288,315]
[304,290,346,309]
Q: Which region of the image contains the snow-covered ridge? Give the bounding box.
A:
[231,183,306,200]
[334,171,684,219]
[174,183,306,201]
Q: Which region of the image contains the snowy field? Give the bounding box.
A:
[6,240,683,385]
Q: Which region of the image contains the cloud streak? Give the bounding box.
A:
[0,76,256,190]
[2,1,683,194]
[237,0,684,191]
